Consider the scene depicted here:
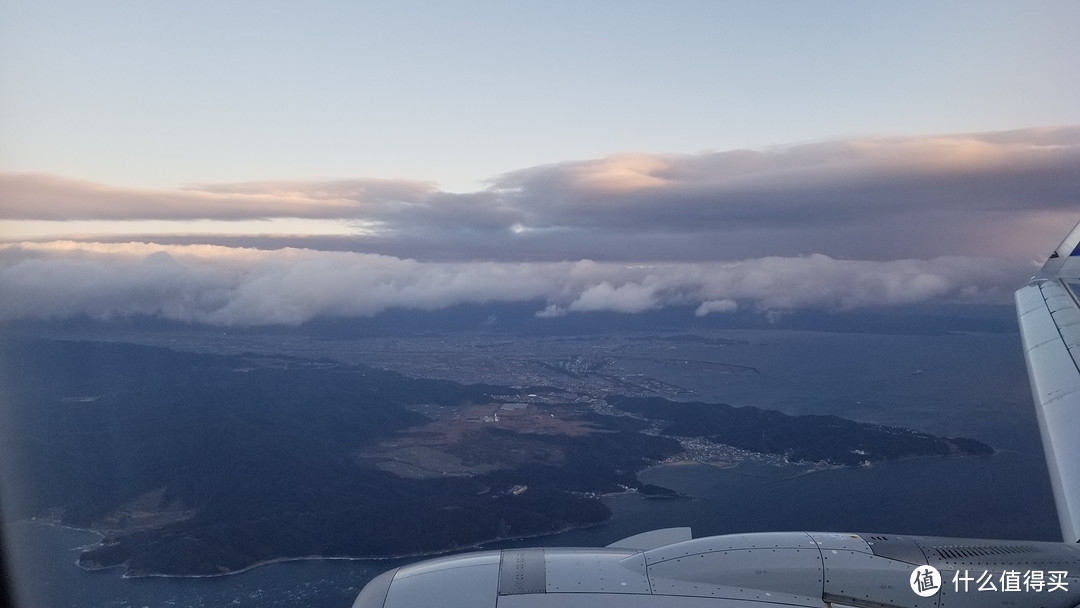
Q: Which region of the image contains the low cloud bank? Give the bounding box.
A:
[0,242,1029,326]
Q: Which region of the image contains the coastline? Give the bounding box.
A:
[19,452,999,580]
[59,519,608,579]
[5,450,1059,608]
[116,517,610,579]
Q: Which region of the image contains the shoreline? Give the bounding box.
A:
[17,452,1000,580]
[120,519,608,579]
[13,518,607,580]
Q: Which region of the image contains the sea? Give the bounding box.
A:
[2,327,1062,607]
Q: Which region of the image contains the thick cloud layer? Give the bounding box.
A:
[0,242,1029,326]
[3,126,1077,262]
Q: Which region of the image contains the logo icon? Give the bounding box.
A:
[910,565,942,597]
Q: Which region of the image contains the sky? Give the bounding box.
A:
[1,1,1079,326]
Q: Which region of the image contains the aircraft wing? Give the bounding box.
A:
[1016,220,1080,543]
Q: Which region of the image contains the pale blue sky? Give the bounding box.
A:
[3,0,1078,192]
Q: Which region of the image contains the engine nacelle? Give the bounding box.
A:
[353,530,1080,608]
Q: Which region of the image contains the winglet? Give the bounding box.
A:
[1033,221,1080,281]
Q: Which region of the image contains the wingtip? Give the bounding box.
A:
[1032,220,1080,282]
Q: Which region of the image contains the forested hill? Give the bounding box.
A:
[0,336,663,575]
[611,396,993,466]
[0,334,992,576]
